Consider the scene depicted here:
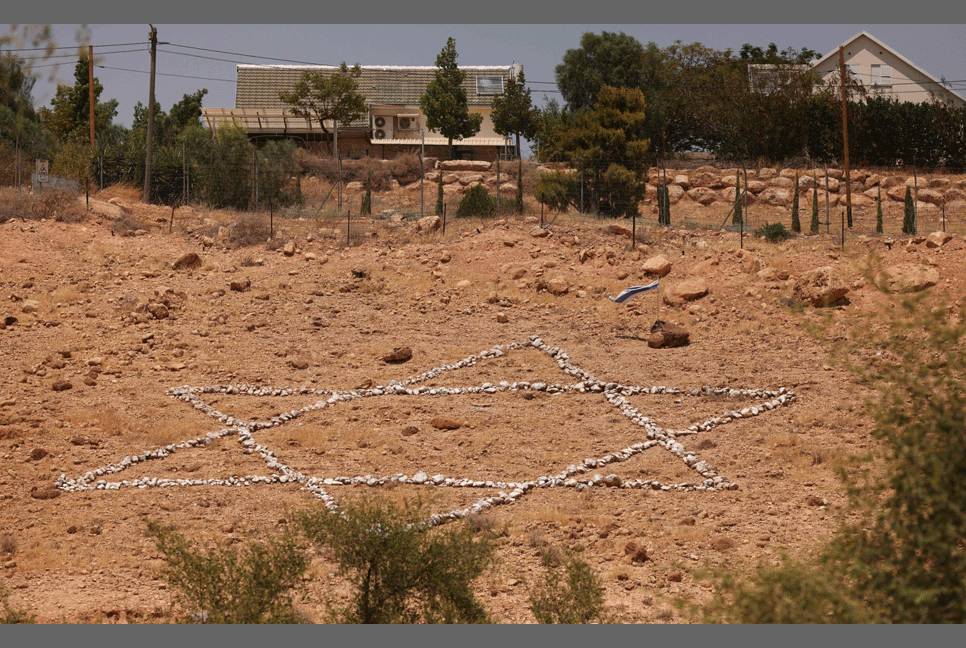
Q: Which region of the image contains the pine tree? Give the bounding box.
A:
[902,185,916,235]
[732,174,742,226]
[656,183,665,225]
[661,184,671,226]
[791,174,801,233]
[420,38,483,160]
[876,185,884,234]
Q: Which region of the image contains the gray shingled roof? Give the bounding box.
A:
[236,64,517,110]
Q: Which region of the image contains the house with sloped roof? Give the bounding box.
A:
[202,63,523,160]
[749,31,964,107]
[812,31,964,107]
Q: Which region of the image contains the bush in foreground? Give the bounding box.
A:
[299,497,494,623]
[705,300,964,623]
[757,221,791,242]
[529,548,605,623]
[147,521,308,623]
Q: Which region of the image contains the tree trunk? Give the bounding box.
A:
[448,137,454,161]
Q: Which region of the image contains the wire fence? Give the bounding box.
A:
[1,151,962,247]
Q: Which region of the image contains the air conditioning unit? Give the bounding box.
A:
[397,116,416,131]
[371,115,392,139]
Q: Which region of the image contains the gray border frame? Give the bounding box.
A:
[4,1,966,23]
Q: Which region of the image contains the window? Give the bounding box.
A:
[476,75,504,95]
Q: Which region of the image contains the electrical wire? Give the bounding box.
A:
[96,64,235,83]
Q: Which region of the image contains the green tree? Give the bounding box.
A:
[555,31,646,111]
[147,521,308,624]
[299,498,493,624]
[557,85,650,217]
[902,185,916,234]
[491,70,538,213]
[40,55,117,143]
[420,37,483,160]
[535,170,579,212]
[876,185,884,234]
[279,63,366,160]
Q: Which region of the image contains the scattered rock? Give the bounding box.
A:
[30,486,61,500]
[529,226,549,238]
[172,252,202,271]
[430,417,463,430]
[663,278,709,305]
[710,537,735,551]
[875,263,939,293]
[1,314,16,329]
[792,266,849,306]
[605,223,632,237]
[805,494,828,507]
[641,255,672,277]
[29,448,49,461]
[496,312,509,324]
[21,299,40,314]
[416,216,441,232]
[624,541,649,564]
[401,425,419,437]
[229,278,251,292]
[925,231,953,248]
[538,276,570,296]
[288,356,310,370]
[51,379,72,392]
[382,346,413,364]
[282,241,296,256]
[351,267,369,279]
[647,320,690,348]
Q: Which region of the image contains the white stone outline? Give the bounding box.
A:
[56,336,795,527]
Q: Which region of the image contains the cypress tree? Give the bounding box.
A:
[876,185,884,234]
[732,174,742,226]
[662,184,671,226]
[361,168,372,215]
[810,180,819,234]
[902,185,916,234]
[791,175,801,233]
[436,173,444,216]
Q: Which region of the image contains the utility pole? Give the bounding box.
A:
[87,45,96,148]
[837,47,853,229]
[143,25,158,203]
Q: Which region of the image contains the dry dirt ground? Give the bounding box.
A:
[0,195,962,623]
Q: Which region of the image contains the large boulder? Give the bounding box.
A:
[666,184,685,204]
[767,176,795,189]
[945,188,965,203]
[792,266,849,307]
[172,252,202,271]
[439,160,492,172]
[759,187,792,207]
[690,173,725,189]
[641,255,672,277]
[663,278,709,305]
[916,188,944,206]
[687,187,718,206]
[875,263,939,293]
[416,215,441,232]
[925,231,953,248]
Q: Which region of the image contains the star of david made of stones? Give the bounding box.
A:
[56,336,795,527]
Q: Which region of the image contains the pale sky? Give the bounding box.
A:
[17,24,966,126]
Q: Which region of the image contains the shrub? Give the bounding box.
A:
[705,301,965,623]
[0,188,83,223]
[529,550,605,624]
[390,153,422,185]
[757,221,791,242]
[111,212,149,236]
[534,171,577,212]
[0,586,33,624]
[146,521,308,624]
[299,497,494,623]
[228,213,272,248]
[456,184,496,218]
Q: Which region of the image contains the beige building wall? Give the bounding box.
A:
[813,33,965,107]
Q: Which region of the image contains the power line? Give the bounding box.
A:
[0,41,146,52]
[157,48,251,66]
[96,64,235,83]
[16,48,148,61]
[163,42,335,67]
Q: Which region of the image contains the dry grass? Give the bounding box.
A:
[0,187,85,223]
